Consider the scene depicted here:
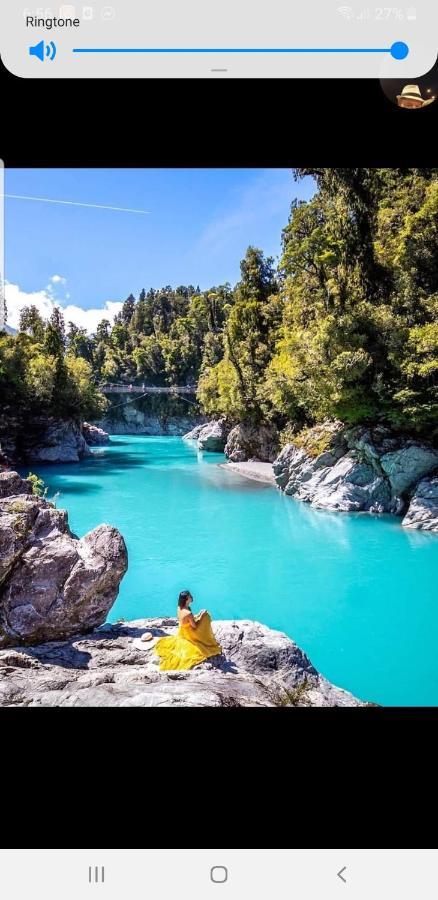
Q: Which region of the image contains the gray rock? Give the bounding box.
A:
[273,444,316,492]
[273,424,438,518]
[25,419,92,463]
[402,476,438,531]
[82,422,109,445]
[380,445,438,498]
[225,422,279,463]
[183,423,205,441]
[197,418,230,452]
[0,617,367,707]
[0,472,32,499]
[345,425,399,462]
[0,472,128,648]
[298,455,392,513]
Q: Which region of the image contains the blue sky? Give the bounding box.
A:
[4,168,315,332]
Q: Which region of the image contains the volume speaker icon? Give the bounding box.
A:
[29,40,57,61]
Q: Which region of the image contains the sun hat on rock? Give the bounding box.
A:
[133,636,159,651]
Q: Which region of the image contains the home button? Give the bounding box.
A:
[211,867,228,883]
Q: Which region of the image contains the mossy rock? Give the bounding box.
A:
[292,421,345,458]
[8,501,29,514]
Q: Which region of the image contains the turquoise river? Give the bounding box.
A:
[28,435,438,706]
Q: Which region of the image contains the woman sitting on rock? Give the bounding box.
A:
[153,590,222,671]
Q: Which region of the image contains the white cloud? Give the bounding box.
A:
[5,281,123,335]
[62,300,123,333]
[5,283,55,325]
[50,274,67,285]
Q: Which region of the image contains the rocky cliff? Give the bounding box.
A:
[0,471,128,648]
[225,422,279,462]
[0,617,367,707]
[273,422,438,530]
[0,416,93,465]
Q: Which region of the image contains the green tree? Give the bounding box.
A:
[67,322,95,364]
[131,288,153,336]
[19,305,45,341]
[121,293,136,325]
[96,319,112,343]
[267,168,438,431]
[198,248,280,420]
[49,307,66,348]
[132,335,165,382]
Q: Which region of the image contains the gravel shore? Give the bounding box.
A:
[219,460,276,485]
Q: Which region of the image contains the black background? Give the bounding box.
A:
[1,61,437,165]
[1,57,437,835]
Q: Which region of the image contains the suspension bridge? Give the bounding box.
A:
[100,382,197,394]
[99,382,199,409]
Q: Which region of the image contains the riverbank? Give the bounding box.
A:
[187,418,438,531]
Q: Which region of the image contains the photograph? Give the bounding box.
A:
[1,166,437,708]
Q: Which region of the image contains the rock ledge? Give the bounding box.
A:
[0,617,368,707]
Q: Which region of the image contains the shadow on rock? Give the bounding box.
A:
[20,642,92,670]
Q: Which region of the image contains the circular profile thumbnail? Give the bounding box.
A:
[381,57,438,109]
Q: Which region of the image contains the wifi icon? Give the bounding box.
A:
[337,5,354,18]
[29,39,57,62]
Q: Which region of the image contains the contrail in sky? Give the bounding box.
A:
[3,194,150,214]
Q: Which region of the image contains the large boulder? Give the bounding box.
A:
[379,446,438,497]
[0,473,128,648]
[197,418,230,452]
[345,426,438,499]
[225,422,279,463]
[24,418,92,463]
[402,476,438,532]
[273,423,438,516]
[182,423,205,441]
[82,422,109,445]
[0,617,368,707]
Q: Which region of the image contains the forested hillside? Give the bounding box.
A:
[1,168,437,436]
[200,168,438,434]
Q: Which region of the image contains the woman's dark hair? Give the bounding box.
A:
[178,590,192,609]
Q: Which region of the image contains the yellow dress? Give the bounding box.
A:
[155,612,222,671]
